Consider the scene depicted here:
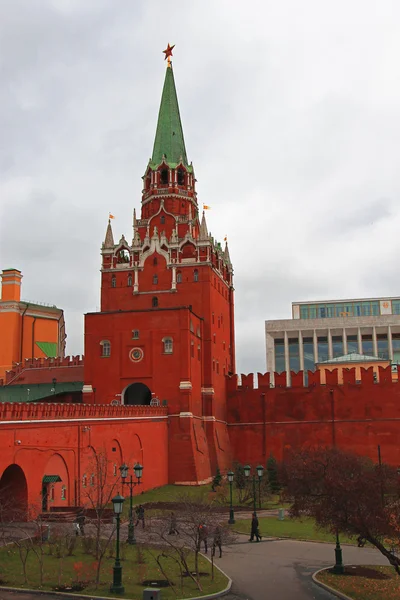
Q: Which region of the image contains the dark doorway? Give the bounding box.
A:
[0,464,28,521]
[124,383,152,406]
[42,484,49,512]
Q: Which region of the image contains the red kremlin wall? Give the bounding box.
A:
[0,402,168,517]
[227,367,400,468]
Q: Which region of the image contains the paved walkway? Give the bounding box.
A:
[0,527,390,600]
[217,534,388,600]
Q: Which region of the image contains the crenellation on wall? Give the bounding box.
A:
[227,368,400,467]
[2,356,85,386]
[0,402,167,422]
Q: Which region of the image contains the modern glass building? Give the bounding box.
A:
[265,296,400,383]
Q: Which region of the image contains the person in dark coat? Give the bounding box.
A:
[74,510,86,536]
[135,504,145,528]
[168,511,179,535]
[212,525,222,558]
[249,513,261,542]
[198,523,208,553]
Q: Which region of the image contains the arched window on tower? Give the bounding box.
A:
[161,169,168,184]
[153,256,158,266]
[100,340,111,357]
[111,275,116,288]
[160,215,165,224]
[177,271,182,283]
[163,337,173,354]
[191,340,194,358]
[152,296,158,308]
[177,169,185,185]
[194,269,199,282]
[190,320,194,333]
[127,274,132,286]
[153,274,158,285]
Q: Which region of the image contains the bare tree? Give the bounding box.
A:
[148,495,237,592]
[81,448,121,586]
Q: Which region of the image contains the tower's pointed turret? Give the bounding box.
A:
[224,241,232,266]
[150,64,188,169]
[104,219,114,248]
[199,211,209,241]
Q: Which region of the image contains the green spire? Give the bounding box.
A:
[150,65,191,170]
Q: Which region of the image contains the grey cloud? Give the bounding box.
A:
[2,1,400,373]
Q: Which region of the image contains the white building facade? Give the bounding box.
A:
[266,297,400,383]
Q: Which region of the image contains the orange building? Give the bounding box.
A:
[0,268,66,381]
[316,351,393,384]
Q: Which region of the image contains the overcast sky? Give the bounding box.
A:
[1,0,400,374]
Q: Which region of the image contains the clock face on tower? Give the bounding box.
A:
[129,347,144,363]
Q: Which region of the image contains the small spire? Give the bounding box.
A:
[224,241,232,265]
[133,208,137,236]
[199,211,208,240]
[104,219,114,248]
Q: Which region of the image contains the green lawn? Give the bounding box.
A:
[234,516,356,544]
[133,484,286,510]
[316,565,400,600]
[0,541,228,599]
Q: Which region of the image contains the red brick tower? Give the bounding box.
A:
[84,54,234,483]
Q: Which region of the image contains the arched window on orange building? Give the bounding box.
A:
[152,296,158,308]
[194,269,199,282]
[111,275,116,288]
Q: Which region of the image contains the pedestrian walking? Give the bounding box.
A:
[357,535,366,547]
[135,504,145,528]
[249,512,261,542]
[74,510,86,536]
[198,522,208,553]
[168,511,179,535]
[212,525,222,558]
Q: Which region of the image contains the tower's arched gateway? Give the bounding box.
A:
[0,464,28,521]
[123,382,152,406]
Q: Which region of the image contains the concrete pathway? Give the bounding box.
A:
[216,534,389,600]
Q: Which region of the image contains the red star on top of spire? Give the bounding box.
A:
[163,43,175,61]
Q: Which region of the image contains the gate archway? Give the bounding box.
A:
[0,464,28,521]
[123,382,152,406]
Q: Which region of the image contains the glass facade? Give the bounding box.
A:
[298,300,380,319]
[393,334,400,364]
[303,337,315,371]
[317,337,329,362]
[377,334,389,359]
[274,339,285,373]
[272,329,397,373]
[347,335,358,353]
[332,336,343,357]
[362,335,373,355]
[288,338,300,372]
[392,301,400,315]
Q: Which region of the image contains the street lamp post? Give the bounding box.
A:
[244,465,264,515]
[227,471,235,524]
[110,493,125,595]
[119,463,143,545]
[333,529,344,574]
